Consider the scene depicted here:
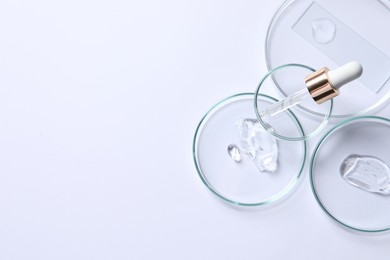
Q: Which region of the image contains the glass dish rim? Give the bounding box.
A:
[254,63,333,141]
[310,115,390,232]
[264,0,390,118]
[193,92,308,207]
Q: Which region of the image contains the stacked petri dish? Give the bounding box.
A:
[193,0,390,233]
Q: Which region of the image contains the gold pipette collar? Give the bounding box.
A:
[305,67,339,104]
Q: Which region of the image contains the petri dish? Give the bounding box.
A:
[311,116,390,232]
[254,63,333,141]
[193,93,307,206]
[266,0,390,117]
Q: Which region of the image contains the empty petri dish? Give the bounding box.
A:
[266,0,390,117]
[193,93,307,206]
[311,116,390,232]
[254,64,333,141]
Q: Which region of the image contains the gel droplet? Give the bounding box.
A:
[340,154,390,195]
[311,18,336,44]
[233,118,278,173]
[227,144,241,162]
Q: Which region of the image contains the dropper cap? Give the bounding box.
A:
[305,61,363,104]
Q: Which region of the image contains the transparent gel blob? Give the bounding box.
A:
[311,18,336,44]
[233,118,278,173]
[227,144,241,162]
[340,154,390,195]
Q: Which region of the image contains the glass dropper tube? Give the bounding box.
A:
[259,88,309,118]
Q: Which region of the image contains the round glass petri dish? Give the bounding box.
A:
[311,116,390,232]
[266,0,390,117]
[254,64,333,141]
[193,93,307,206]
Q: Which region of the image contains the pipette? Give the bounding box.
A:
[260,61,363,118]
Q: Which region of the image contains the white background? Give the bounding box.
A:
[0,0,390,259]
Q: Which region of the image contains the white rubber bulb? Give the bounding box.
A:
[328,61,363,90]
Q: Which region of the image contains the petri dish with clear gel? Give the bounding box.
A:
[266,0,390,117]
[311,116,390,232]
[254,64,333,141]
[193,93,307,206]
